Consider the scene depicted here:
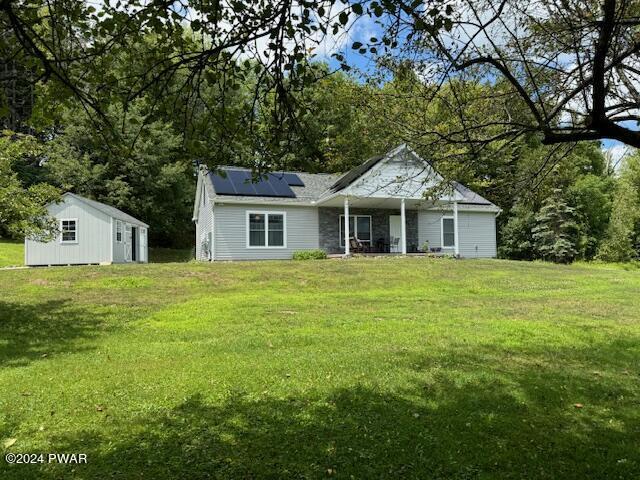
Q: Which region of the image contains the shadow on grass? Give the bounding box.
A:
[8,369,639,480]
[0,300,111,368]
[149,247,194,263]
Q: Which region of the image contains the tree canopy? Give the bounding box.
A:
[0,1,638,262]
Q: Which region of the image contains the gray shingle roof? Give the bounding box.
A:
[205,147,499,211]
[452,182,494,205]
[65,193,149,227]
[206,168,340,204]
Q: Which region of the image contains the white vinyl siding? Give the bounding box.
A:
[214,203,318,260]
[457,211,497,258]
[25,194,148,266]
[418,209,496,258]
[26,197,111,265]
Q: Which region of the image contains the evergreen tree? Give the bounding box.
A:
[597,154,640,262]
[498,202,537,260]
[532,190,580,263]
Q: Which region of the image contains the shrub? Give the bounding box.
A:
[293,249,327,260]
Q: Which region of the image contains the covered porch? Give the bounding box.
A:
[317,195,460,256]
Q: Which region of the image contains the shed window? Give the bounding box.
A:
[442,217,455,247]
[60,219,77,243]
[116,220,123,242]
[247,211,286,248]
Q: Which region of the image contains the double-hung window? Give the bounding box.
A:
[116,220,123,242]
[247,212,286,248]
[442,217,455,248]
[339,215,372,246]
[60,219,77,243]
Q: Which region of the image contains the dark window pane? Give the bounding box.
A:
[250,214,265,230]
[443,218,455,247]
[269,214,284,230]
[61,220,76,241]
[249,214,266,246]
[267,214,284,246]
[356,216,371,241]
[268,230,284,246]
[249,230,265,246]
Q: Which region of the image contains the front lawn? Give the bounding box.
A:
[1,258,639,479]
[0,240,23,268]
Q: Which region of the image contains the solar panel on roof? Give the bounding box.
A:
[280,173,305,186]
[252,174,278,196]
[269,175,296,196]
[210,172,236,195]
[210,169,296,198]
[227,170,257,195]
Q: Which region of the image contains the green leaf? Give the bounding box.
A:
[352,3,363,15]
[352,42,363,49]
[339,11,349,25]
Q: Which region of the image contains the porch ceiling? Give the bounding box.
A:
[316,194,435,209]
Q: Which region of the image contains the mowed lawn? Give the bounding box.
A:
[1,258,639,479]
[0,240,24,268]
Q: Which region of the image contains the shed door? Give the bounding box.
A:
[139,228,147,262]
[125,224,132,262]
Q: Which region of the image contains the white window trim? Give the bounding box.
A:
[339,215,372,247]
[441,216,456,249]
[245,210,287,249]
[59,218,78,244]
[115,220,123,243]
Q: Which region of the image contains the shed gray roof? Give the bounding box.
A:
[64,193,149,227]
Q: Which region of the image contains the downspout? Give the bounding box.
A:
[453,201,459,257]
[110,217,114,264]
[210,199,215,261]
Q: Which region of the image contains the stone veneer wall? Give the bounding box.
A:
[318,207,418,254]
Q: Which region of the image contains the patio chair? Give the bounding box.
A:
[349,237,369,253]
[389,236,400,253]
[375,238,388,253]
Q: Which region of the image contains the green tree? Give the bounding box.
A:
[597,154,640,262]
[498,202,537,260]
[532,190,580,263]
[42,100,195,247]
[0,133,60,239]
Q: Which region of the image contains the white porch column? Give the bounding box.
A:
[344,197,350,256]
[400,198,407,255]
[453,201,459,257]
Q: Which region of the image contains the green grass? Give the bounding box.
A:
[0,258,639,479]
[148,247,193,263]
[0,240,23,267]
[0,240,193,266]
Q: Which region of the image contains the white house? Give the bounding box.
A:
[25,193,149,266]
[193,144,501,261]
